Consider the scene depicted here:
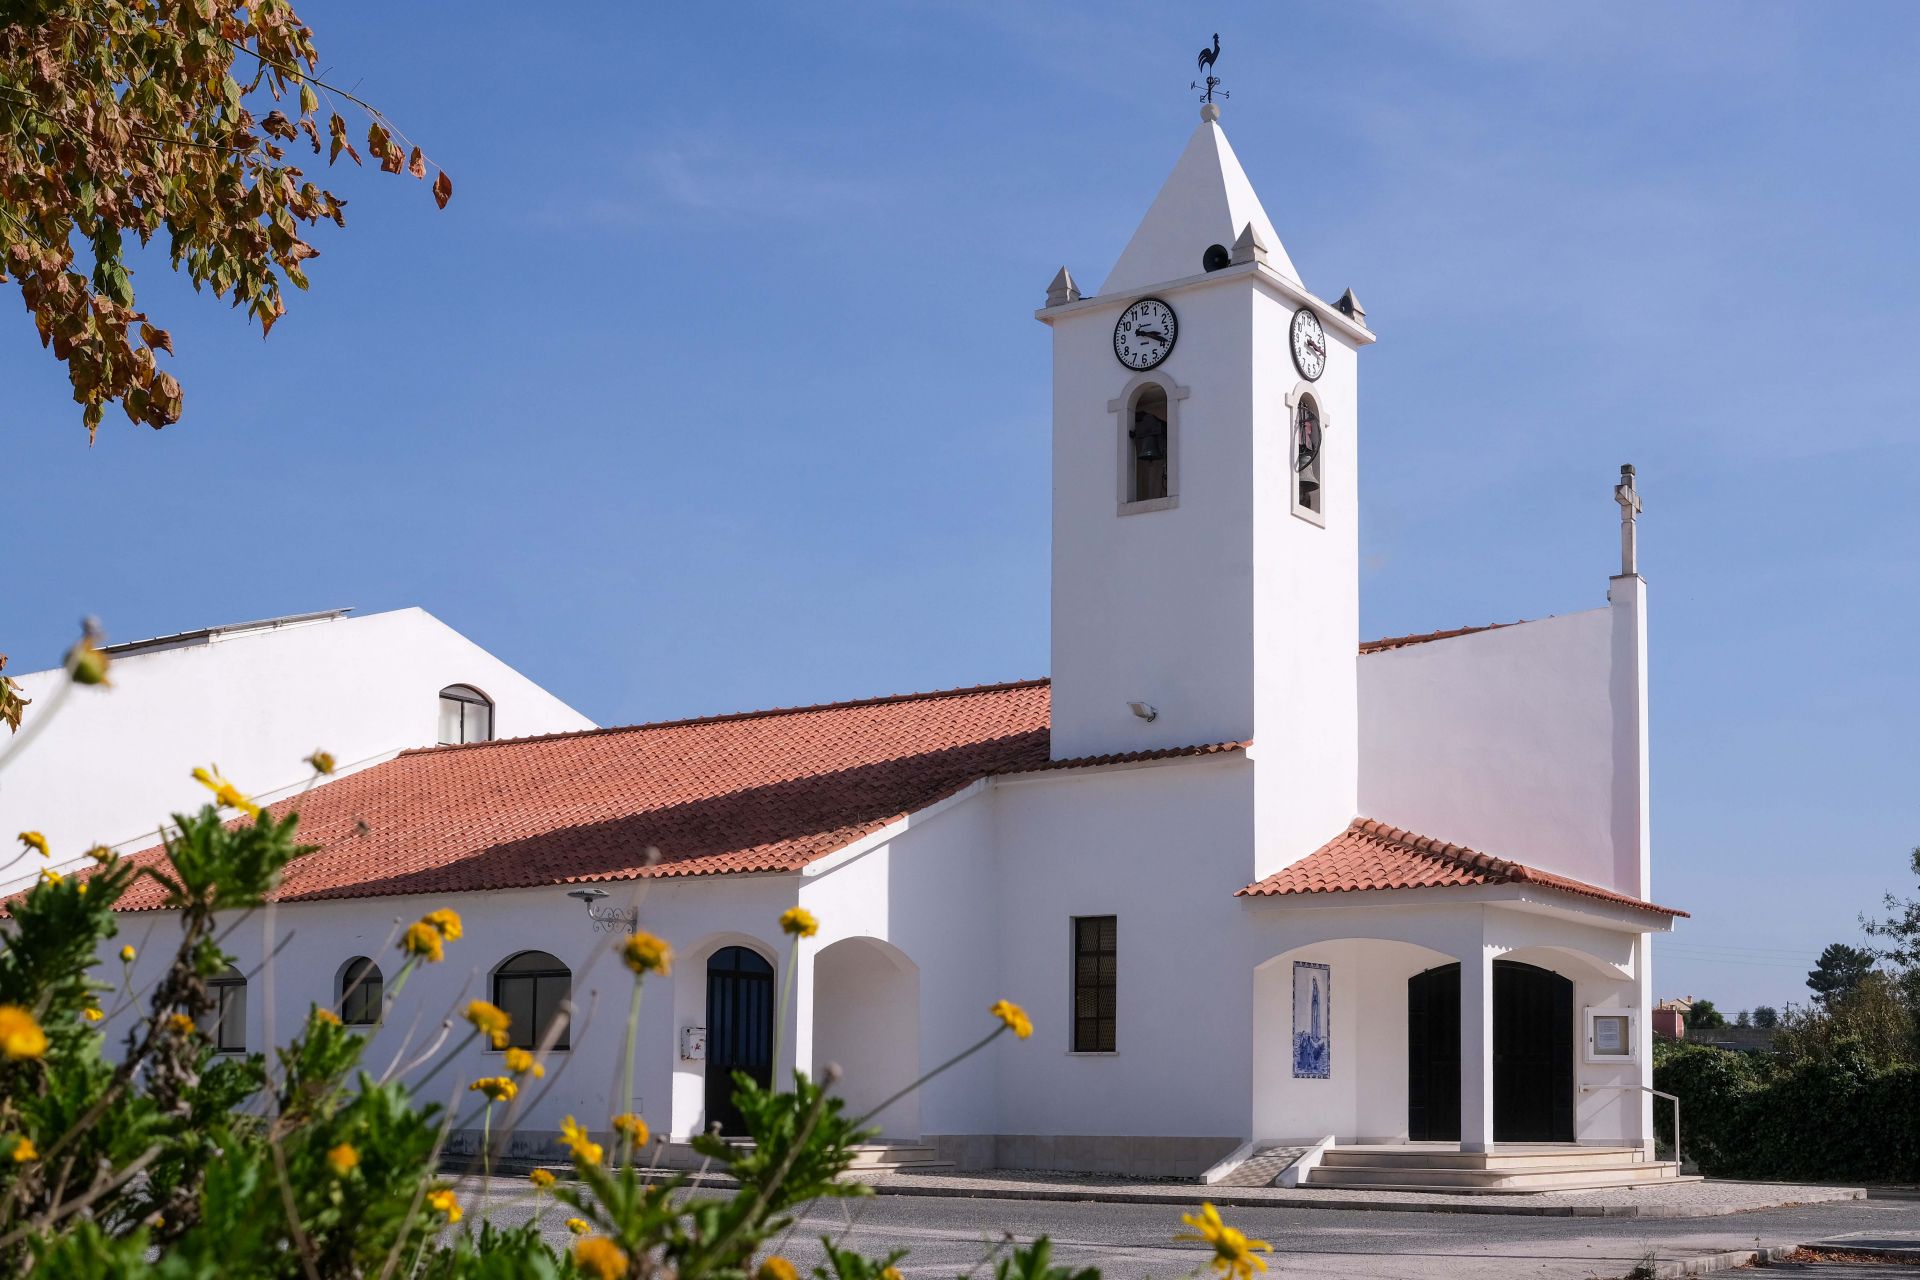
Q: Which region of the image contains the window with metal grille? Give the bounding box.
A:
[1072,915,1117,1053]
[204,965,247,1053]
[493,950,571,1050]
[339,957,383,1026]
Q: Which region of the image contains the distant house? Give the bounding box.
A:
[1653,997,1691,1040]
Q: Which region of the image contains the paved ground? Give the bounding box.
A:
[861,1169,1863,1219]
[469,1180,1920,1279]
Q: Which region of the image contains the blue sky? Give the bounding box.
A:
[4,2,1916,1012]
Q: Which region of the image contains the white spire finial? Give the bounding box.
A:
[1044,266,1081,308]
[1228,221,1266,266]
[1201,102,1220,123]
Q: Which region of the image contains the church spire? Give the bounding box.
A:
[1099,104,1299,296]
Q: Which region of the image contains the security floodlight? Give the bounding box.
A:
[1127,701,1158,723]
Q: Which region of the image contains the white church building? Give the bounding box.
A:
[83,105,1686,1188]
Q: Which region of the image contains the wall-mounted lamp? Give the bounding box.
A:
[1127,701,1158,723]
[566,888,609,905]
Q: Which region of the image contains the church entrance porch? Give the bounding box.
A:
[1247,901,1656,1160]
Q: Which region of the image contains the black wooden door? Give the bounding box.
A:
[1408,961,1574,1143]
[1406,963,1461,1142]
[1491,960,1574,1142]
[704,946,775,1137]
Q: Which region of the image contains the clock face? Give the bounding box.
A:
[1114,298,1177,370]
[1290,307,1327,381]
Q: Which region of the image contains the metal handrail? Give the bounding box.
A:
[1581,1084,1682,1170]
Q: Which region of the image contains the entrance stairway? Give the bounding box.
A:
[844,1141,951,1174]
[1303,1144,1691,1194]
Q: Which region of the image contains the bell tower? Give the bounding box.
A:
[1037,103,1375,875]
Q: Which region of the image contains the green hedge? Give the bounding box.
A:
[1654,1040,1920,1182]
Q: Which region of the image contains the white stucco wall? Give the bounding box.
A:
[1358,608,1629,892]
[1,607,593,884]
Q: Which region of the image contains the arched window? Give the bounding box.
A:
[204,965,247,1053]
[1128,384,1170,504]
[493,951,571,1050]
[1293,394,1324,521]
[338,957,383,1026]
[438,684,494,745]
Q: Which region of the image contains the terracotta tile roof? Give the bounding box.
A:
[1237,818,1687,918]
[1358,622,1517,654]
[105,680,1246,912]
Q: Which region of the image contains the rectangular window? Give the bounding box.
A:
[1072,915,1117,1053]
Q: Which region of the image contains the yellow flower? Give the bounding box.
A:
[167,1013,197,1036]
[469,1075,518,1103]
[191,765,261,819]
[778,907,819,939]
[0,1005,48,1060]
[120,945,137,963]
[306,750,336,775]
[882,1270,903,1280]
[82,1005,104,1023]
[312,1007,341,1027]
[573,1237,628,1280]
[17,831,48,858]
[400,921,444,963]
[38,868,62,885]
[426,1187,461,1222]
[757,1258,799,1280]
[504,1046,544,1078]
[86,845,115,864]
[990,999,1033,1040]
[619,931,672,977]
[612,1112,648,1145]
[423,908,463,941]
[559,1115,603,1165]
[565,1216,591,1235]
[10,1136,36,1163]
[326,1142,358,1175]
[1174,1202,1272,1280]
[462,1000,511,1048]
[529,1168,556,1189]
[65,633,111,686]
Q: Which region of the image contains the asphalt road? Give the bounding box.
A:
[472,1182,1920,1280]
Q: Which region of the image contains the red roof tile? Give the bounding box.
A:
[106,680,1246,912]
[1358,622,1519,654]
[1237,819,1686,918]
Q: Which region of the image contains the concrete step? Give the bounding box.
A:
[1305,1174,1697,1197]
[1309,1160,1682,1192]
[1318,1145,1645,1171]
[845,1143,947,1170]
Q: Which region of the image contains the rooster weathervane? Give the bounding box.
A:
[1192,33,1227,104]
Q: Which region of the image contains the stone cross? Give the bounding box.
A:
[1613,464,1642,577]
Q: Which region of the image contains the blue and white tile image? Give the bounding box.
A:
[1293,961,1330,1079]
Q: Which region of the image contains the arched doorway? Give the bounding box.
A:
[704,946,774,1137]
[1407,960,1574,1143]
[812,938,920,1140]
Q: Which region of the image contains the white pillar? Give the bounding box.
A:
[782,943,814,1091]
[1634,930,1656,1158]
[1460,945,1495,1152]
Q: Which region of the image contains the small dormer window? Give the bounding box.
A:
[1294,395,1324,521]
[1129,385,1170,504]
[438,684,494,745]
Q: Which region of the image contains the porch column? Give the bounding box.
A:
[1459,946,1495,1152]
